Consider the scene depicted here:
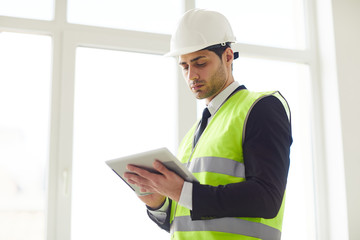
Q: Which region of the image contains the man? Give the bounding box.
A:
[124,9,292,240]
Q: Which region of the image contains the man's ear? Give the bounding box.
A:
[224,48,234,65]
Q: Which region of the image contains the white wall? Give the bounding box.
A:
[331,0,360,239]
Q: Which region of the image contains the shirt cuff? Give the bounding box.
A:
[178,181,193,210]
[147,198,169,223]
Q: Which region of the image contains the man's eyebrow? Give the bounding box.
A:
[179,56,206,65]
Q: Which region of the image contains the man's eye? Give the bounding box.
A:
[196,62,206,67]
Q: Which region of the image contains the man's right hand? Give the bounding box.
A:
[124,169,166,209]
[124,161,184,208]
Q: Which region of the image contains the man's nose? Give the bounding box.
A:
[188,66,199,81]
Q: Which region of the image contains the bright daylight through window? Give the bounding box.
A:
[0,0,54,20]
[71,48,176,240]
[67,0,182,34]
[196,0,306,49]
[0,32,51,240]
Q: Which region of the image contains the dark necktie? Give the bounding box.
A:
[194,107,211,147]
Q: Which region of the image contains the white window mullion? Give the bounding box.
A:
[46,29,63,240]
[49,1,73,239]
[305,0,330,236]
[176,66,197,146]
[54,31,77,240]
[183,0,196,12]
[54,0,67,23]
[64,26,171,55]
[235,43,310,64]
[0,16,54,34]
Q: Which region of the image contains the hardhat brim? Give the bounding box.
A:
[164,42,241,59]
[164,44,213,57]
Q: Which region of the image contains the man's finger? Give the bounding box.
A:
[152,160,172,176]
[127,164,155,178]
[124,172,150,185]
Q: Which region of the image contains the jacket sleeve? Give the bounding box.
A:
[146,199,172,232]
[191,95,292,220]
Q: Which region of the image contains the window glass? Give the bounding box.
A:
[196,0,306,49]
[0,32,51,240]
[67,0,182,34]
[71,47,176,240]
[0,0,54,20]
[235,57,316,240]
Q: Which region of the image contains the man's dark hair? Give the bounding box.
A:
[203,42,232,60]
[203,42,236,71]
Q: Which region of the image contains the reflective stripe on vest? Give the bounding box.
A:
[170,215,281,240]
[184,156,245,178]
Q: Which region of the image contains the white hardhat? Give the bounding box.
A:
[165,9,239,58]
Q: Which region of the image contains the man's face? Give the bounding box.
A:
[179,50,229,104]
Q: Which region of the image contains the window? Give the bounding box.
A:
[0,0,337,239]
[0,0,54,20]
[196,0,306,49]
[0,32,52,240]
[67,0,182,34]
[71,47,176,240]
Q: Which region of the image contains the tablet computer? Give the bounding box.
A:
[105,147,198,196]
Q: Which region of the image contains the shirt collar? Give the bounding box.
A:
[207,81,240,115]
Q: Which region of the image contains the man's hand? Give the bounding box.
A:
[124,160,185,207]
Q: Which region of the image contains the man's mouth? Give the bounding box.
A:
[190,81,204,91]
[192,84,203,91]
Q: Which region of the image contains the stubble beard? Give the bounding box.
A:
[195,62,227,101]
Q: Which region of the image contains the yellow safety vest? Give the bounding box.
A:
[170,89,290,240]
